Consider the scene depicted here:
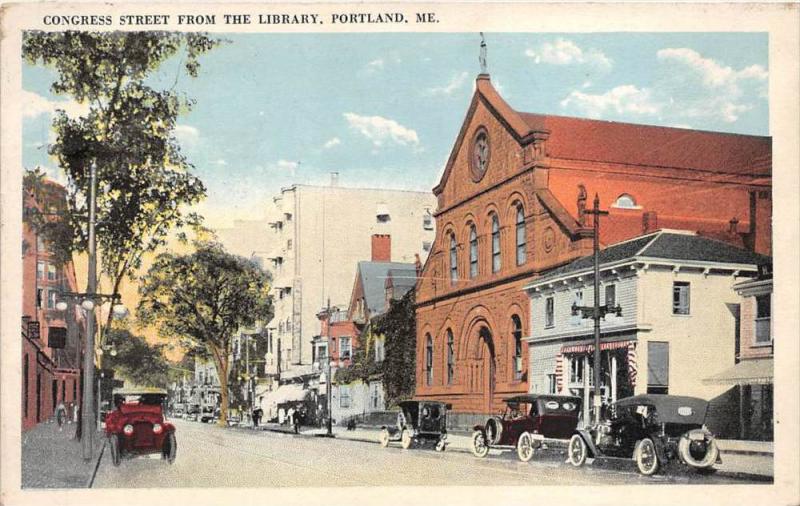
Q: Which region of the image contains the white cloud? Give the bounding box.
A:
[22,89,89,119]
[343,112,419,147]
[560,85,661,118]
[366,59,384,72]
[275,159,298,171]
[657,47,767,123]
[426,72,469,96]
[212,159,227,166]
[174,124,200,146]
[525,39,612,69]
[323,137,341,149]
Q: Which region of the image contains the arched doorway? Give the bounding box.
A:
[478,326,496,414]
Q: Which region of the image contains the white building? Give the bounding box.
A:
[263,179,436,380]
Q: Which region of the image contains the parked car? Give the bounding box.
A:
[471,394,582,462]
[379,400,451,451]
[104,388,177,467]
[567,394,721,475]
[185,404,200,421]
[200,405,215,423]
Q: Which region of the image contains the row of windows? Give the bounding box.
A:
[423,315,525,387]
[543,285,618,328]
[36,261,59,281]
[448,204,526,283]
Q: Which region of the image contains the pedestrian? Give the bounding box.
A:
[55,401,66,431]
[293,406,301,434]
[287,406,295,428]
[252,407,262,429]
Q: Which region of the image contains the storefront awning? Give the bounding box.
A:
[703,358,773,385]
[264,384,308,406]
[561,339,635,355]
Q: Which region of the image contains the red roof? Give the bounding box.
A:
[519,112,771,176]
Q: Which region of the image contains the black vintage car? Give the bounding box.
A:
[379,400,451,451]
[472,394,582,462]
[567,394,721,475]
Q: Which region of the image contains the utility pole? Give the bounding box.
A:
[571,194,621,425]
[81,161,97,461]
[326,298,333,437]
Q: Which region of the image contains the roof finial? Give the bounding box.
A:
[479,32,488,74]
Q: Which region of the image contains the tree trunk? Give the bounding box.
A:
[211,348,228,427]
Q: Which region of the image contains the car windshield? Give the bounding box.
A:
[505,402,531,419]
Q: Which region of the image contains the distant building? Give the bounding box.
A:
[414,73,771,420]
[524,230,769,436]
[262,180,435,384]
[21,179,83,431]
[705,263,773,440]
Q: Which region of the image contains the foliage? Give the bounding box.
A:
[334,290,416,407]
[373,290,417,406]
[137,241,273,425]
[103,328,170,388]
[22,31,220,334]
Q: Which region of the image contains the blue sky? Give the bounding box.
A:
[22,32,768,228]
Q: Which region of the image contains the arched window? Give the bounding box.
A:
[512,315,523,380]
[425,334,434,386]
[469,224,478,279]
[515,205,527,266]
[446,329,455,385]
[614,193,637,209]
[491,214,501,273]
[449,233,458,283]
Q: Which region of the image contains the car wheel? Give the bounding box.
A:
[635,438,660,476]
[568,434,587,467]
[163,432,177,464]
[109,435,121,467]
[435,438,446,452]
[678,435,719,470]
[400,429,413,450]
[471,430,490,458]
[378,428,390,448]
[516,432,535,462]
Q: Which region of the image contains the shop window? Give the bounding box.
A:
[469,224,478,279]
[491,214,501,273]
[673,282,690,315]
[755,294,771,344]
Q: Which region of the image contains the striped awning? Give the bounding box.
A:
[561,339,634,354]
[703,358,773,385]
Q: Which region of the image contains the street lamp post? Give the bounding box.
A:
[571,194,621,425]
[325,299,333,437]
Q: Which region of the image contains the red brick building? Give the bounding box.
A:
[414,74,771,420]
[22,179,83,431]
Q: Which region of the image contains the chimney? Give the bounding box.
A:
[330,172,339,187]
[371,234,391,262]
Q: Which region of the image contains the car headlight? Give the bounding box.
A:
[123,424,134,436]
[152,423,163,434]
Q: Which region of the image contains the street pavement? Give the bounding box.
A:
[21,418,105,488]
[91,419,772,488]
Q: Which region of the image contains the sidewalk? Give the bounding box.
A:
[258,423,773,481]
[21,419,106,488]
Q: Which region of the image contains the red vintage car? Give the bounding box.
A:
[104,388,177,466]
[472,394,582,462]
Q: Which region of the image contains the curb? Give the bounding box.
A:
[86,437,107,488]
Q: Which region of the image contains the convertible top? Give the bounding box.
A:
[113,387,168,396]
[504,394,581,405]
[613,394,709,425]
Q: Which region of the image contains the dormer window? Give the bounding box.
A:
[613,193,639,209]
[423,211,434,231]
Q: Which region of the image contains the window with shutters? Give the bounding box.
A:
[672,282,690,315]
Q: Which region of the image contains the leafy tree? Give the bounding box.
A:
[103,328,170,388]
[373,290,417,406]
[137,242,272,425]
[22,31,220,337]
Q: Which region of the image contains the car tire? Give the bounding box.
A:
[109,435,121,467]
[163,432,177,464]
[678,435,719,470]
[635,438,660,476]
[378,428,390,448]
[435,438,446,452]
[568,434,587,467]
[400,429,413,450]
[516,432,535,462]
[471,430,490,458]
